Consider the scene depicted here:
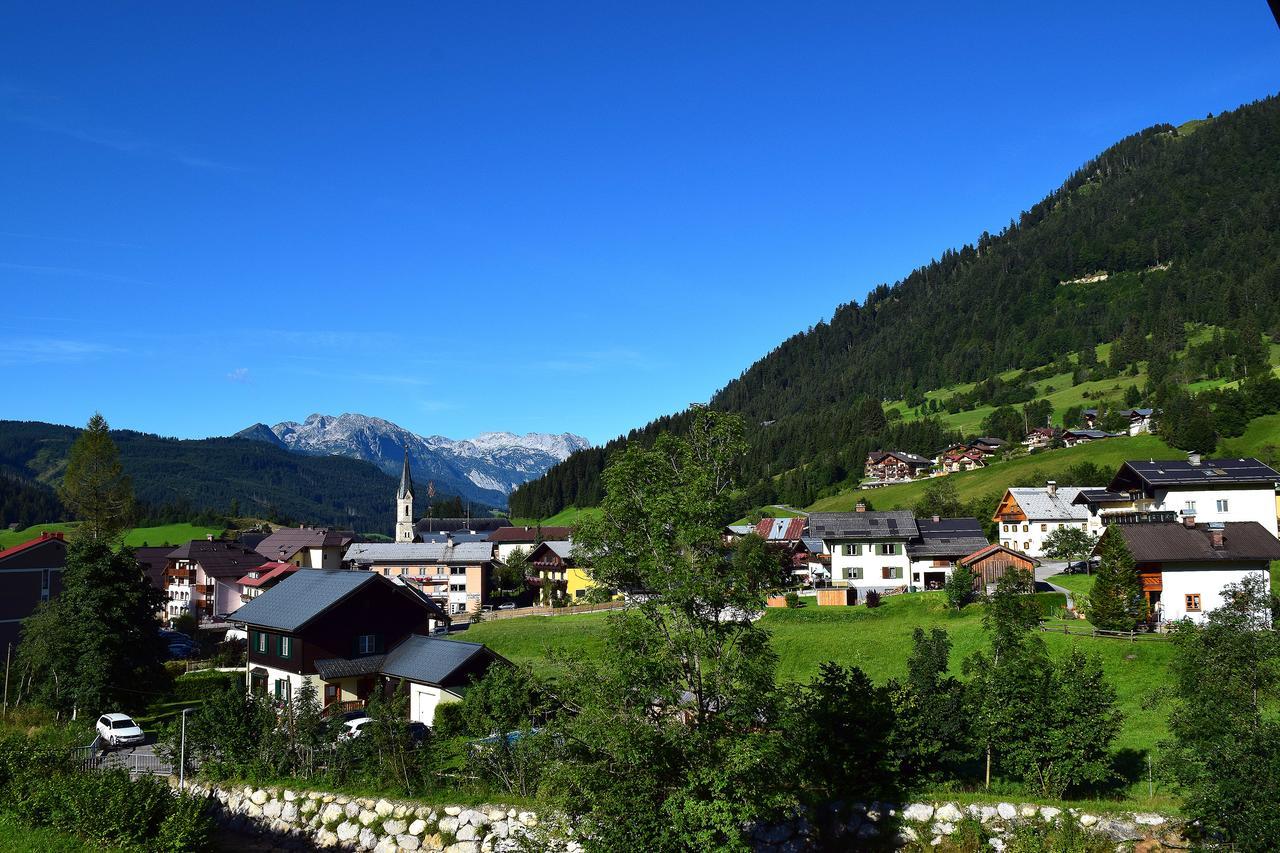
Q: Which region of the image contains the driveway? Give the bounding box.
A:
[1034,560,1075,609]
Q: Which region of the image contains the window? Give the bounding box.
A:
[841,543,862,557]
[1021,524,1029,533]
[416,566,426,576]
[1184,500,1196,513]
[1081,523,1088,530]
[847,567,863,580]
[40,569,50,601]
[1185,594,1202,613]
[1002,524,1009,532]
[451,565,465,575]
[254,631,267,654]
[277,635,293,659]
[875,543,899,556]
[1216,499,1229,513]
[1040,524,1047,532]
[274,679,287,700]
[357,634,380,655]
[882,566,903,580]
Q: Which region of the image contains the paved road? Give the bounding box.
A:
[1035,560,1076,609]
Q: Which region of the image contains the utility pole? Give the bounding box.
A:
[179,707,195,788]
[2,642,10,716]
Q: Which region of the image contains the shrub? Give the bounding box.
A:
[156,792,215,853]
[784,591,801,608]
[865,590,882,608]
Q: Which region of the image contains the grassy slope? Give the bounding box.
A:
[464,591,1173,754]
[0,813,119,853]
[511,506,602,527]
[1045,573,1097,600]
[807,433,1180,512]
[0,522,225,550]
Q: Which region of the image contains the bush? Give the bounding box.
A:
[784,591,801,608]
[865,590,882,608]
[155,791,215,852]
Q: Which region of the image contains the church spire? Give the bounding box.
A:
[397,449,414,500]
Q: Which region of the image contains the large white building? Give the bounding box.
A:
[809,510,989,594]
[1099,519,1280,625]
[1075,455,1279,538]
[993,483,1098,558]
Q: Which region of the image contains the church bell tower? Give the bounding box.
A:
[395,450,416,542]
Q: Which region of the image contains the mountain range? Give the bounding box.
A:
[511,94,1280,519]
[235,413,590,508]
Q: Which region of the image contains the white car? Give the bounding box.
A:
[96,713,145,748]
[340,717,375,740]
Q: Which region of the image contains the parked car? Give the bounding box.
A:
[167,642,197,659]
[339,717,375,740]
[158,629,191,643]
[96,713,145,749]
[497,603,516,611]
[339,708,369,722]
[339,718,430,745]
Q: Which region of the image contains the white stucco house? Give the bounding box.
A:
[809,510,990,594]
[1098,519,1280,625]
[993,482,1098,558]
[1075,455,1280,538]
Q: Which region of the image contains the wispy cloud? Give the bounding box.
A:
[0,260,154,286]
[530,347,655,374]
[0,337,122,365]
[0,230,145,250]
[10,114,243,173]
[285,365,433,387]
[226,367,251,383]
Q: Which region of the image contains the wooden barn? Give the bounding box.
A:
[958,543,1039,587]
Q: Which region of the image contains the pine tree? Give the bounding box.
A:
[1086,527,1145,631]
[58,413,134,542]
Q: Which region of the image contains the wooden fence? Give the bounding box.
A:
[1039,624,1168,642]
[477,601,625,621]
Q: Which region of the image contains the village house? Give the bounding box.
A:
[1021,426,1059,451]
[940,448,987,474]
[0,531,65,650]
[993,482,1096,557]
[958,543,1040,589]
[968,437,1007,456]
[235,560,299,603]
[344,540,495,616]
[231,568,494,725]
[526,540,605,601]
[254,526,353,570]
[1120,407,1156,435]
[1061,428,1120,447]
[1075,454,1280,537]
[164,538,263,624]
[1096,519,1280,625]
[810,508,989,594]
[907,517,992,590]
[489,525,573,562]
[865,450,933,482]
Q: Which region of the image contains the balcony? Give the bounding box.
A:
[165,568,192,581]
[195,584,213,596]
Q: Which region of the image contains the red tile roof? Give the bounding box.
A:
[0,530,65,563]
[236,561,300,588]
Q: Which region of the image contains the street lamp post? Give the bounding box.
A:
[179,707,196,788]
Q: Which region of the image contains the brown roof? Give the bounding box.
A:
[168,540,265,579]
[133,546,175,589]
[488,526,573,544]
[1106,522,1280,564]
[959,543,1039,567]
[254,527,353,562]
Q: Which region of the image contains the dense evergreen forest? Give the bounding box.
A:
[0,420,483,534]
[511,94,1280,519]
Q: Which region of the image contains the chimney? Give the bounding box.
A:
[932,515,940,523]
[1182,512,1196,528]
[1188,451,1201,467]
[1046,480,1057,497]
[855,501,867,513]
[1208,522,1225,549]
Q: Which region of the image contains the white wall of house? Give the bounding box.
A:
[1157,565,1270,625]
[909,559,957,589]
[998,518,1096,558]
[1146,486,1278,538]
[249,662,318,701]
[827,539,912,589]
[408,682,461,726]
[495,543,531,563]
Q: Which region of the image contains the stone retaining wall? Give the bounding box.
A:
[753,799,1188,851]
[179,782,567,852]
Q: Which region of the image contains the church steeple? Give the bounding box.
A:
[395,450,416,542]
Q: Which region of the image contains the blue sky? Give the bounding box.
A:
[2,3,1276,444]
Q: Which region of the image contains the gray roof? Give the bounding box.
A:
[255,527,352,561]
[908,518,990,558]
[1072,489,1132,506]
[801,537,826,554]
[314,655,386,680]
[231,569,376,631]
[397,451,414,500]
[872,450,932,468]
[1063,429,1120,440]
[344,541,494,565]
[809,511,919,540]
[416,532,492,544]
[1104,522,1280,564]
[1005,486,1089,521]
[1108,458,1280,492]
[381,635,489,687]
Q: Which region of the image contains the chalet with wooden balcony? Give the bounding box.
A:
[163,538,262,624]
[231,569,493,725]
[254,527,354,570]
[344,540,494,616]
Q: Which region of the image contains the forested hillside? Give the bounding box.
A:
[512,94,1280,519]
[0,420,423,534]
